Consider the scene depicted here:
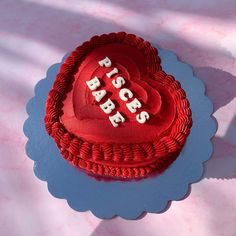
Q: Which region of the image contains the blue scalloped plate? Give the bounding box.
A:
[23,46,216,219]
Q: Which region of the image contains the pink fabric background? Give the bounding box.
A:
[0,0,235,235]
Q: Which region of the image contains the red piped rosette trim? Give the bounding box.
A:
[44,32,192,179]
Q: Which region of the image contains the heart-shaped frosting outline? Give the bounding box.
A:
[44,32,192,179]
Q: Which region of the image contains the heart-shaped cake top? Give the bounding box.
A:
[45,32,192,180]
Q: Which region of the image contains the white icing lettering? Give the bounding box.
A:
[92,90,107,102]
[136,111,150,124]
[106,67,118,78]
[126,98,142,113]
[86,76,101,91]
[109,111,125,127]
[100,99,115,114]
[98,57,112,67]
[112,76,126,88]
[84,57,151,127]
[119,88,133,101]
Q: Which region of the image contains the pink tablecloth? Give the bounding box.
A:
[0,1,235,235]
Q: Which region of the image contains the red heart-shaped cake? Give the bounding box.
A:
[44,32,192,179]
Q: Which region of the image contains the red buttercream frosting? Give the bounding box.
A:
[44,32,192,179]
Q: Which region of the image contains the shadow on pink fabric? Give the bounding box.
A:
[194,67,236,179]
